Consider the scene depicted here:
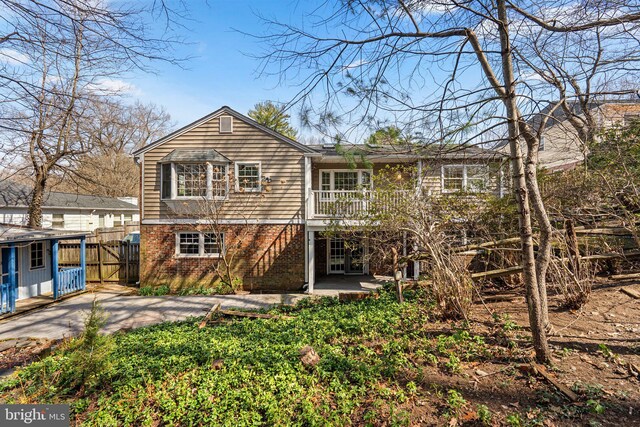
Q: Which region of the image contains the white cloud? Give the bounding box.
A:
[87,78,141,95]
[342,59,367,70]
[0,48,29,66]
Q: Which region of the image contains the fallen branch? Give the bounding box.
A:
[471,266,523,280]
[219,309,293,320]
[199,303,221,329]
[619,287,640,300]
[531,363,579,402]
[610,273,640,281]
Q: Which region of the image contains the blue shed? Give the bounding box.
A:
[0,224,87,315]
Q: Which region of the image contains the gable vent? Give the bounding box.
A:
[219,116,233,134]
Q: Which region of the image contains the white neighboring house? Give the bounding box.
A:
[0,181,140,231]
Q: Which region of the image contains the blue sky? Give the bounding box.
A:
[128,1,310,129]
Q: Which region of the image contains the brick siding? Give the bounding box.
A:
[140,223,305,291]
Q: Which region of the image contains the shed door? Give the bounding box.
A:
[1,248,19,286]
[1,248,18,313]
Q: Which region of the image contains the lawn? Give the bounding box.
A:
[0,285,635,426]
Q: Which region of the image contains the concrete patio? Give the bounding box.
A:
[0,278,388,340]
[0,288,308,340]
[313,274,390,296]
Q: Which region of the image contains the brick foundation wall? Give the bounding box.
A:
[140,223,305,291]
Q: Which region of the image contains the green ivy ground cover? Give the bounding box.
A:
[1,290,437,426]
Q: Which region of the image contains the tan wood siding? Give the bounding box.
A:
[142,116,305,221]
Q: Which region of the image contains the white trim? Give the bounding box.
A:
[440,164,489,194]
[142,218,305,225]
[175,231,224,258]
[234,161,262,192]
[304,157,312,220]
[219,115,233,134]
[318,169,373,193]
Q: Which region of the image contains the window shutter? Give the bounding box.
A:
[219,116,233,133]
[161,163,172,199]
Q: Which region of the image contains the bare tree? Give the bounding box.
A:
[0,0,185,226]
[49,100,174,197]
[259,0,640,362]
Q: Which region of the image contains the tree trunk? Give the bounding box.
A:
[391,247,404,303]
[496,0,550,363]
[27,170,47,228]
[524,154,552,331]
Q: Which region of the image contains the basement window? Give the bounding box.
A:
[176,232,224,257]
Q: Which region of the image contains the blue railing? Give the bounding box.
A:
[56,267,84,298]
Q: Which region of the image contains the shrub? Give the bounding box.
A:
[423,246,473,320]
[548,256,595,310]
[139,284,171,296]
[60,299,114,392]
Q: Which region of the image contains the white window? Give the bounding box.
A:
[161,162,229,200]
[442,165,489,193]
[539,135,545,151]
[235,162,261,192]
[177,163,208,197]
[30,242,45,270]
[319,170,373,194]
[176,232,224,257]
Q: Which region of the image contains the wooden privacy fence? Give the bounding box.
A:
[58,241,139,284]
[86,223,139,243]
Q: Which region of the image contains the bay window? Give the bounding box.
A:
[161,162,228,200]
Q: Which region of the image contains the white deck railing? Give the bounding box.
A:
[310,190,409,218]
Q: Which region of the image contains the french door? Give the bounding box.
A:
[328,237,365,274]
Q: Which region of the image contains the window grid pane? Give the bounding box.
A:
[361,171,371,187]
[176,163,207,197]
[237,163,260,190]
[30,242,44,269]
[443,166,464,191]
[212,164,227,198]
[179,233,200,255]
[334,172,358,191]
[203,233,222,254]
[466,166,488,192]
[321,171,331,191]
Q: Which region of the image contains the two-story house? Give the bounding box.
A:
[133,106,506,293]
[510,99,640,171]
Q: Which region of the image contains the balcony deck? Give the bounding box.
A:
[308,189,410,220]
